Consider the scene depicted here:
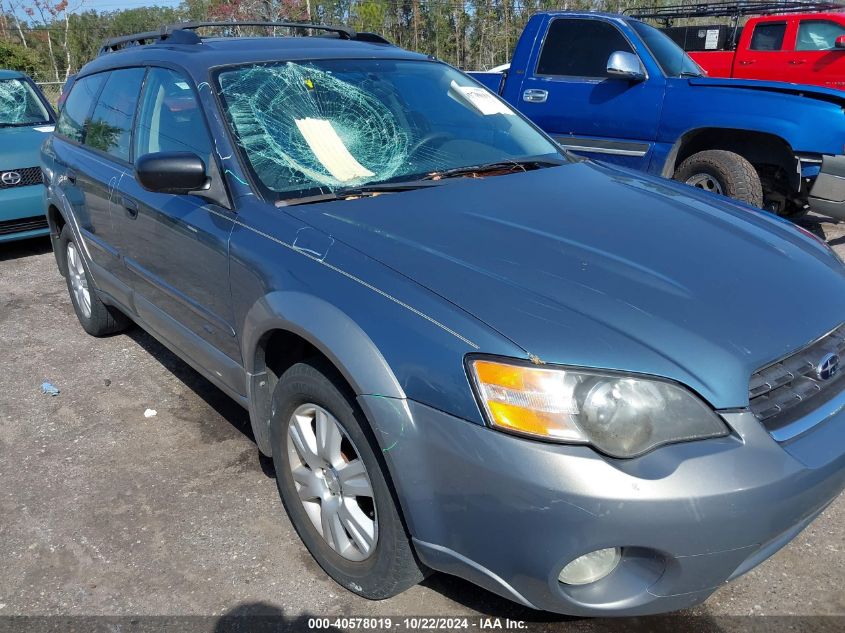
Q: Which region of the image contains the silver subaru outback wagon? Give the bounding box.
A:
[41,21,845,617]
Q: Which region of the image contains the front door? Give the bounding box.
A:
[513,17,665,169]
[115,66,240,375]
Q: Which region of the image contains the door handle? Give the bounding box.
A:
[121,197,139,219]
[522,89,548,103]
[789,59,806,65]
[738,60,756,65]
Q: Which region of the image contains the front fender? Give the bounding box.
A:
[241,290,405,455]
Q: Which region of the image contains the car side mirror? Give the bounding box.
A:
[836,35,845,49]
[135,152,208,195]
[606,51,646,82]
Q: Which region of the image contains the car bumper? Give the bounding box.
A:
[809,155,845,221]
[359,395,845,616]
[0,184,49,242]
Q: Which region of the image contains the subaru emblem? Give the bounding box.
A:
[815,353,840,381]
[1,171,22,186]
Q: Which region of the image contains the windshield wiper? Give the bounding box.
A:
[679,71,703,78]
[276,180,443,207]
[423,157,566,181]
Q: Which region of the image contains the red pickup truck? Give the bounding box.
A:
[689,12,845,89]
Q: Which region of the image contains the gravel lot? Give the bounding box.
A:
[1,213,844,632]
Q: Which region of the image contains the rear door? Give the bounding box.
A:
[515,17,664,169]
[53,72,113,272]
[789,18,845,89]
[79,67,147,288]
[734,19,791,80]
[115,66,241,371]
[53,67,146,293]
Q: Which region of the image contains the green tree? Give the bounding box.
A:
[0,39,40,75]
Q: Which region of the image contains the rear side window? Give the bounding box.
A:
[749,22,787,51]
[796,20,845,51]
[537,19,634,78]
[134,68,212,161]
[56,73,107,142]
[85,68,146,162]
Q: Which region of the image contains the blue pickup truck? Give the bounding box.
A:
[470,11,845,220]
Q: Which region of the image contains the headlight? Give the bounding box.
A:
[468,358,728,458]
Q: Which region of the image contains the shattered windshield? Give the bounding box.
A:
[0,79,51,127]
[215,59,564,200]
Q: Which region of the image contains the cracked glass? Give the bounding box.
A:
[215,59,562,201]
[0,78,51,127]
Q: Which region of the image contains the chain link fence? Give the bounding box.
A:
[34,81,64,107]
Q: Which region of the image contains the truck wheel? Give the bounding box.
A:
[674,150,763,208]
[269,359,426,599]
[60,224,129,337]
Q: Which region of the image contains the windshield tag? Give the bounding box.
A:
[450,81,513,116]
[294,117,374,182]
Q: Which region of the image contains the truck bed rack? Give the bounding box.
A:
[626,1,844,26]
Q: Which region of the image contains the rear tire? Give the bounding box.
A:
[269,358,425,599]
[674,150,763,209]
[60,224,129,337]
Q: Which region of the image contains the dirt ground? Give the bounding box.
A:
[1,213,843,632]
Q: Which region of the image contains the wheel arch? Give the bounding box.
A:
[662,128,799,191]
[242,290,405,456]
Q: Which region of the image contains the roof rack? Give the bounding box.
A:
[98,20,388,56]
[625,1,844,25]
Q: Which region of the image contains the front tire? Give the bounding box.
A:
[674,149,763,208]
[60,224,129,336]
[269,359,425,599]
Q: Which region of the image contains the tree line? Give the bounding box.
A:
[1,0,671,83]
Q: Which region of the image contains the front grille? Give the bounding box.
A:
[749,324,845,431]
[0,166,43,189]
[0,216,48,236]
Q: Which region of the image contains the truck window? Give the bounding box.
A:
[749,22,787,51]
[629,20,703,77]
[796,20,845,51]
[85,68,146,162]
[537,19,633,78]
[55,73,107,143]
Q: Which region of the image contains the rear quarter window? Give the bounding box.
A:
[55,73,107,143]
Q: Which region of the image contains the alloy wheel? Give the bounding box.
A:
[66,241,91,318]
[286,403,378,561]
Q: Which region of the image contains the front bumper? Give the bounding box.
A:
[360,395,845,616]
[809,155,845,221]
[0,184,48,242]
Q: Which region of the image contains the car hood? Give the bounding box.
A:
[687,76,845,106]
[0,124,53,171]
[289,161,845,408]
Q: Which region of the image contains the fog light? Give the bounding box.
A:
[558,547,621,585]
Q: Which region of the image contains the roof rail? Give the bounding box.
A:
[172,20,357,39]
[98,20,386,56]
[625,1,844,25]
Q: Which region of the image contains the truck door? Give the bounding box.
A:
[734,19,791,80]
[514,17,664,169]
[788,18,845,89]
